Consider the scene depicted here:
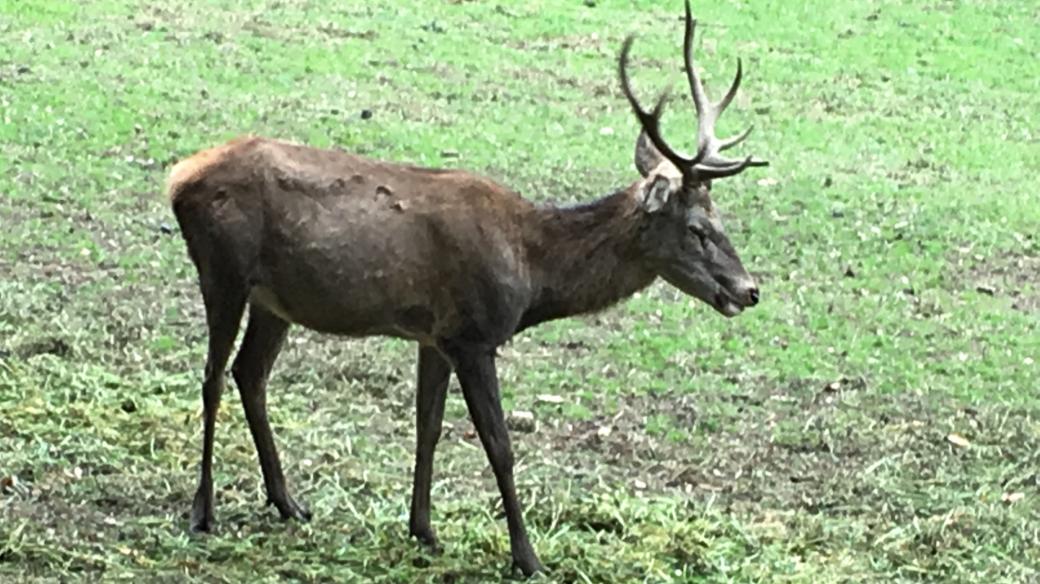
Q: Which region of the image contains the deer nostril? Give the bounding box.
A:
[748,287,760,306]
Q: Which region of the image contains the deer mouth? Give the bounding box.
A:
[713,290,745,317]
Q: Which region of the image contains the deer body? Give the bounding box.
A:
[171,2,765,576]
[170,136,656,344]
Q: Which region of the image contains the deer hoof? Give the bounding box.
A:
[411,528,442,553]
[512,555,544,578]
[270,495,311,522]
[189,490,214,533]
[189,518,213,534]
[189,508,214,534]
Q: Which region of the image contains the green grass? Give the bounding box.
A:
[2,0,1038,581]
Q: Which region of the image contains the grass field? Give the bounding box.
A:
[1,0,1038,581]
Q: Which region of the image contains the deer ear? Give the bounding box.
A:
[634,131,664,178]
[641,174,674,214]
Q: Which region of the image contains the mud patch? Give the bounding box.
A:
[953,250,1040,312]
[524,378,1039,521]
[15,337,73,359]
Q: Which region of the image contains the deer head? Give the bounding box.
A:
[620,0,766,317]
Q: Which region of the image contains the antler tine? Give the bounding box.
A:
[619,35,701,170]
[695,155,754,180]
[718,125,753,152]
[696,155,769,180]
[681,0,767,175]
[716,58,742,115]
[683,1,708,121]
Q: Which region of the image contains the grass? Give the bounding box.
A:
[1,0,1038,581]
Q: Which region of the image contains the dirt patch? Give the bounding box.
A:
[14,337,73,359]
[523,375,1037,519]
[952,250,1040,312]
[506,33,608,54]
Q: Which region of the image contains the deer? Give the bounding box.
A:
[166,1,765,576]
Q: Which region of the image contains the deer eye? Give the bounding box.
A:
[689,226,708,247]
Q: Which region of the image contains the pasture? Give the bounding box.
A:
[1,0,1038,581]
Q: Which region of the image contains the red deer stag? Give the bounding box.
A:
[167,1,765,575]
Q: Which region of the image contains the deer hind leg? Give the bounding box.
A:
[231,303,310,522]
[409,345,452,548]
[190,267,246,533]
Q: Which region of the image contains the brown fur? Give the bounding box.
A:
[169,136,663,576]
[166,136,256,201]
[170,136,654,345]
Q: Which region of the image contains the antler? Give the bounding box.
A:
[618,0,767,182]
[681,1,766,178]
[618,36,705,171]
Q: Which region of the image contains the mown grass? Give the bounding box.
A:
[1,0,1038,582]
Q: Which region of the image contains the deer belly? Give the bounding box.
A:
[249,219,450,341]
[247,278,440,344]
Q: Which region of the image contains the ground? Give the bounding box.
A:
[1,0,1038,582]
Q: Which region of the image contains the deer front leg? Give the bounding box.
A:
[450,345,543,576]
[409,345,452,549]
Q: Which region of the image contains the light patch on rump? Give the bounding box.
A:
[166,136,257,201]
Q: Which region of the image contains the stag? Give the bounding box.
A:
[167,1,765,575]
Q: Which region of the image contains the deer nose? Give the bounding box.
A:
[747,287,760,306]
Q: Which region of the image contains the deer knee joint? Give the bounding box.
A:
[231,361,249,389]
[486,438,514,471]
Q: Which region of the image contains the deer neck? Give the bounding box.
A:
[519,186,657,330]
